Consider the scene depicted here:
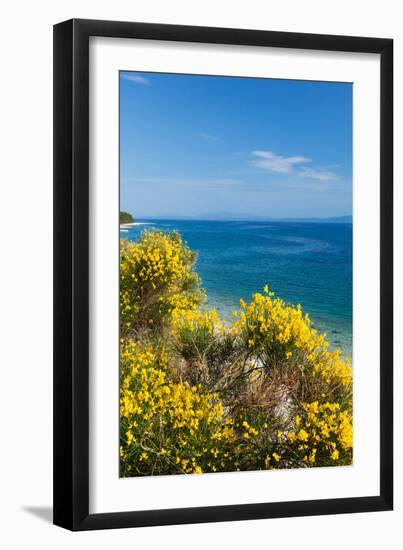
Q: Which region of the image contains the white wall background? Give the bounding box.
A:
[0,1,401,547]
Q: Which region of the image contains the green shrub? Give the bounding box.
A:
[120,211,134,224]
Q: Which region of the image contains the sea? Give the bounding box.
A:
[122,219,352,357]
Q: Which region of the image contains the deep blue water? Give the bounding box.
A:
[122,220,352,355]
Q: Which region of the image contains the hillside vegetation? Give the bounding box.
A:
[120,230,353,476]
[120,211,134,224]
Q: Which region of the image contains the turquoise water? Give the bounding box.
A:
[123,220,352,356]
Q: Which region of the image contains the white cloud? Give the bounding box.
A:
[297,167,339,181]
[251,151,311,173]
[252,150,340,182]
[121,74,150,85]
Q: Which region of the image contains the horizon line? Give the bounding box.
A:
[124,214,352,223]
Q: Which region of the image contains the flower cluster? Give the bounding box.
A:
[170,309,221,363]
[171,308,222,335]
[120,340,237,476]
[237,288,325,358]
[236,288,352,402]
[119,230,353,476]
[283,401,353,466]
[120,231,204,336]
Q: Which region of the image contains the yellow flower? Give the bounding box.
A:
[309,448,317,463]
[126,430,135,445]
[298,429,309,442]
[119,231,353,475]
[330,449,339,460]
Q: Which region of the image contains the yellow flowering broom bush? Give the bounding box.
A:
[282,401,353,467]
[170,308,221,361]
[120,339,238,476]
[119,229,353,475]
[236,288,352,404]
[120,230,204,336]
[170,307,251,396]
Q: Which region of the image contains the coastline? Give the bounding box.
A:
[120,222,153,228]
[120,221,153,233]
[120,219,352,358]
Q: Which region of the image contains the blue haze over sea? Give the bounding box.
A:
[123,220,352,357]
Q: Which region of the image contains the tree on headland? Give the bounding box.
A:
[120,211,135,224]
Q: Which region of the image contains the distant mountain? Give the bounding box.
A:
[138,213,352,223]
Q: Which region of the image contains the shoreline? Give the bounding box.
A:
[202,298,352,359]
[120,222,153,228]
[120,222,352,358]
[120,222,153,233]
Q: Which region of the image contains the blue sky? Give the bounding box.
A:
[120,71,352,219]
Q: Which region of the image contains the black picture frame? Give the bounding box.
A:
[53,18,393,531]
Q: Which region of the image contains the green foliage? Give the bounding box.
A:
[120,211,134,224]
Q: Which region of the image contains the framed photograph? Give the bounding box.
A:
[53,19,393,531]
